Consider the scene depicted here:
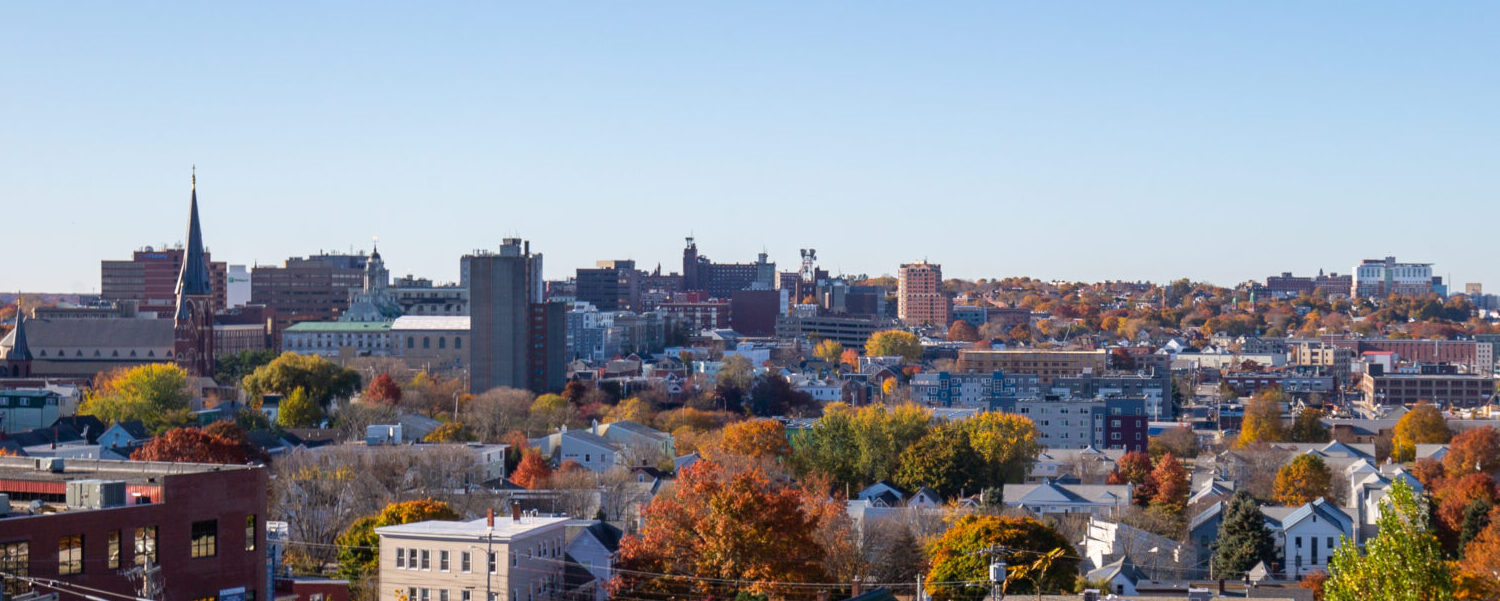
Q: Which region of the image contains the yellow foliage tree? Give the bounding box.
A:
[1236,390,1286,448]
[1392,402,1451,462]
[865,330,923,362]
[605,397,654,424]
[714,419,792,460]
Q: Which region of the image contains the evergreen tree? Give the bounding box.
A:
[1211,490,1276,579]
[1324,479,1453,601]
[1459,498,1494,552]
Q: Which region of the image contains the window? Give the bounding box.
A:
[511,551,517,567]
[246,515,257,551]
[408,337,415,349]
[455,338,462,349]
[192,520,218,558]
[397,547,407,569]
[461,551,471,573]
[423,337,430,349]
[108,530,121,569]
[407,548,418,568]
[0,541,28,596]
[421,549,431,570]
[59,535,83,575]
[490,552,498,573]
[1295,536,1303,548]
[439,338,446,349]
[421,589,430,601]
[440,550,449,571]
[440,591,449,601]
[462,592,471,601]
[135,527,158,566]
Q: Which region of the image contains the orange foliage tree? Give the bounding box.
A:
[1447,427,1500,476]
[1273,454,1333,506]
[1108,451,1156,506]
[946,320,980,342]
[714,418,792,460]
[1148,452,1190,514]
[512,449,552,489]
[611,460,834,600]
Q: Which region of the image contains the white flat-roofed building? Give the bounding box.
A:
[393,316,471,372]
[377,512,569,601]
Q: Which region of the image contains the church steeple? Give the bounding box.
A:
[7,298,32,361]
[176,169,213,302]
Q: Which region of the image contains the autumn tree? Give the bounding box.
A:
[337,498,459,581]
[894,425,983,499]
[813,339,844,365]
[1149,425,1200,459]
[1108,451,1157,506]
[512,449,553,489]
[1434,473,1498,552]
[277,387,322,429]
[946,320,980,343]
[1393,402,1452,462]
[746,373,817,417]
[714,419,792,460]
[612,461,836,600]
[423,421,474,443]
[1148,452,1189,514]
[960,412,1041,485]
[1458,514,1500,597]
[1445,427,1500,476]
[1212,490,1276,579]
[1236,390,1287,447]
[605,397,655,424]
[838,348,860,370]
[1274,454,1334,506]
[214,349,277,385]
[242,352,361,409]
[925,514,1077,599]
[80,364,193,433]
[131,423,269,464]
[364,373,402,405]
[865,329,923,362]
[1324,480,1452,601]
[1290,408,1332,443]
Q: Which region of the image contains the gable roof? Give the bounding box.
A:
[1085,556,1147,586]
[1280,498,1353,533]
[51,416,107,444]
[111,420,151,440]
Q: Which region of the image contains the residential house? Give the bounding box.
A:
[531,428,625,473]
[1001,482,1132,517]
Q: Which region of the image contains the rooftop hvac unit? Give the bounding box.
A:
[34,457,64,473]
[66,480,127,509]
[1187,588,1213,601]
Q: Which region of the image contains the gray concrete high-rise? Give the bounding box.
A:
[468,238,562,394]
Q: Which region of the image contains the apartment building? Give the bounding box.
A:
[377,510,569,601]
[897,261,949,327]
[956,349,1108,386]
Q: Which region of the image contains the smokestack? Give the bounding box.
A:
[512,502,522,522]
[487,508,495,528]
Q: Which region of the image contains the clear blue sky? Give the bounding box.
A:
[5,3,1499,293]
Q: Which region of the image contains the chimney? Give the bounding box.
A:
[1217,579,1225,595]
[487,508,495,528]
[512,502,522,522]
[850,577,862,598]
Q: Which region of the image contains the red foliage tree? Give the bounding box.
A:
[1148,452,1190,514]
[364,373,403,405]
[132,424,268,464]
[1435,472,1499,549]
[1108,451,1156,506]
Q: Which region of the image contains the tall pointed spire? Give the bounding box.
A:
[7,296,32,361]
[176,168,213,301]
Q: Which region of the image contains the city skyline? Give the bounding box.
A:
[8,3,1500,291]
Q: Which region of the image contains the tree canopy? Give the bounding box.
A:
[242,352,361,407]
[1274,453,1333,506]
[131,422,268,464]
[1236,390,1286,447]
[925,514,1077,599]
[1212,490,1276,579]
[1324,480,1452,601]
[894,424,983,499]
[80,364,193,434]
[276,387,322,429]
[337,499,459,581]
[1393,402,1451,462]
[865,330,923,362]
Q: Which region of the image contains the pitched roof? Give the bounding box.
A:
[51,416,107,444]
[584,521,623,552]
[1086,556,1147,586]
[1280,498,1352,532]
[6,317,174,350]
[3,307,31,360]
[113,420,151,440]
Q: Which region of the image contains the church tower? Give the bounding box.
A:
[1,300,33,378]
[173,171,216,378]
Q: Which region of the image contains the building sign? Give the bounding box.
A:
[220,587,246,601]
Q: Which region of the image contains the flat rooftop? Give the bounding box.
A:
[376,516,570,541]
[0,456,259,486]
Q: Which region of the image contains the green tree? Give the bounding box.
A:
[788,406,861,489]
[865,330,923,362]
[1324,479,1453,601]
[79,364,193,433]
[894,425,983,499]
[1212,490,1276,579]
[852,404,932,486]
[242,352,361,408]
[337,499,460,581]
[214,349,277,384]
[1290,408,1331,443]
[925,514,1077,599]
[276,387,322,429]
[1274,454,1333,506]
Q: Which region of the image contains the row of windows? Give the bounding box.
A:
[407,336,464,350]
[36,348,171,358]
[27,516,255,580]
[403,583,552,601]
